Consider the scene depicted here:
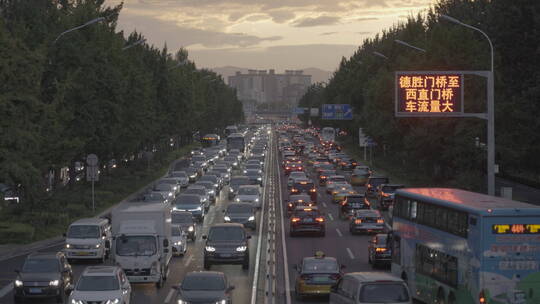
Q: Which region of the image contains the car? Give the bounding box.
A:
[244,163,263,172]
[174,271,234,304]
[290,206,326,237]
[290,178,317,201]
[318,169,336,186]
[339,157,358,170]
[286,194,315,217]
[185,167,200,182]
[294,251,343,300]
[142,192,170,204]
[365,176,390,197]
[157,178,182,196]
[208,168,230,185]
[223,203,257,229]
[195,181,218,203]
[229,176,251,199]
[171,211,196,241]
[349,209,385,234]
[339,194,370,219]
[171,225,188,256]
[168,171,190,188]
[350,166,371,186]
[288,171,307,187]
[367,234,391,268]
[191,155,208,168]
[14,252,73,303]
[203,223,251,270]
[244,168,264,186]
[377,184,405,210]
[68,266,131,304]
[173,194,206,223]
[64,217,111,262]
[329,272,412,304]
[235,185,261,208]
[284,162,304,175]
[152,182,176,200]
[199,174,222,191]
[331,183,356,203]
[325,175,347,193]
[183,186,211,211]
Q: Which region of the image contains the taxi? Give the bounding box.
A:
[294,251,343,300]
[331,183,356,203]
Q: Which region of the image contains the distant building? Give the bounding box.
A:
[228,69,311,109]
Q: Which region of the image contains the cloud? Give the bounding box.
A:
[267,10,296,24]
[293,15,341,27]
[358,17,379,21]
[320,32,338,36]
[357,31,372,35]
[118,14,282,48]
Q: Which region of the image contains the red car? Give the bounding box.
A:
[285,163,304,175]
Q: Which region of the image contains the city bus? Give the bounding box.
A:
[320,127,335,144]
[390,188,540,304]
[226,133,245,152]
[201,133,220,148]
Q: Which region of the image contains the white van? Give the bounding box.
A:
[64,217,111,262]
[329,272,411,304]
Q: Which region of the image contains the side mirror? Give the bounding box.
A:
[163,239,169,247]
[65,285,74,294]
[202,235,207,240]
[62,233,67,237]
[246,235,252,239]
[105,240,111,249]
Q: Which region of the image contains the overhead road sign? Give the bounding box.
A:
[310,108,319,117]
[293,107,308,114]
[322,104,353,120]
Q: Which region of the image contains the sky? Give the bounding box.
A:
[106,0,435,71]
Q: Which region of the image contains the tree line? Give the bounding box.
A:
[298,0,540,190]
[0,0,244,204]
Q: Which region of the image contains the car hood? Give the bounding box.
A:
[66,238,101,245]
[174,204,201,210]
[19,272,60,282]
[237,194,259,201]
[179,289,226,303]
[206,239,246,247]
[70,290,121,302]
[226,212,253,219]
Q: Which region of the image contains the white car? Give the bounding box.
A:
[288,172,307,188]
[69,266,131,304]
[171,225,187,256]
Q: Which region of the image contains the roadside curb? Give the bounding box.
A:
[0,155,189,262]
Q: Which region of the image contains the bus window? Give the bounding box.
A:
[410,201,417,220]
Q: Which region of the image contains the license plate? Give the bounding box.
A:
[76,251,90,255]
[29,288,42,294]
[304,218,313,223]
[312,276,330,283]
[221,253,232,257]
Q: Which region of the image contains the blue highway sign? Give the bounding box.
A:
[322,104,353,120]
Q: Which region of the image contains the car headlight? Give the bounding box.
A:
[173,186,178,191]
[190,175,196,178]
[205,246,216,252]
[229,188,234,192]
[215,300,227,304]
[71,300,84,304]
[65,244,71,249]
[105,299,120,304]
[255,198,259,202]
[168,192,173,197]
[95,244,101,248]
[49,280,60,287]
[194,206,202,211]
[235,198,240,202]
[236,246,247,252]
[214,184,219,188]
[224,216,231,221]
[177,300,188,304]
[248,216,255,221]
[150,262,159,275]
[188,226,194,232]
[14,280,22,287]
[209,190,215,194]
[233,162,238,166]
[257,177,262,181]
[243,170,247,174]
[174,241,182,246]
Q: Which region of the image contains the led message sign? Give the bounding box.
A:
[492,224,540,235]
[395,72,464,117]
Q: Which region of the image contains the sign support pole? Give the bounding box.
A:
[487,70,495,196]
[92,179,95,214]
[364,146,367,161]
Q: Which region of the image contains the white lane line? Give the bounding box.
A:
[0,283,13,298]
[184,254,193,267]
[328,213,334,221]
[322,202,327,208]
[250,134,272,304]
[336,228,343,237]
[164,288,175,304]
[385,223,391,230]
[346,248,355,260]
[277,140,292,304]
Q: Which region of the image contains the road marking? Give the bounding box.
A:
[184,254,193,267]
[0,283,13,298]
[276,140,292,304]
[322,202,327,208]
[336,228,343,237]
[346,248,355,260]
[385,223,391,230]
[164,288,175,304]
[328,213,334,221]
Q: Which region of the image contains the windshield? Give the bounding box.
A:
[303,259,338,273]
[172,227,183,236]
[76,276,119,291]
[182,275,225,291]
[184,189,205,195]
[22,259,59,273]
[238,187,259,195]
[370,178,389,186]
[171,172,187,178]
[228,205,253,213]
[175,195,200,205]
[208,227,245,241]
[359,283,410,302]
[172,213,193,224]
[116,236,157,256]
[67,225,100,239]
[143,193,164,201]
[231,178,249,186]
[154,184,172,191]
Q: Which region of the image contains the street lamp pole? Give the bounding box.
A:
[441,14,495,196]
[123,38,146,50]
[372,51,389,60]
[394,39,427,52]
[53,17,105,44]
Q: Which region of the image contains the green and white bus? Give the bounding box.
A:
[391,188,540,304]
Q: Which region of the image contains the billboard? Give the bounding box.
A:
[395,72,464,117]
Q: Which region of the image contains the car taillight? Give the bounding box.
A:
[291,217,301,222]
[315,217,324,222]
[354,219,362,224]
[309,188,316,192]
[375,248,387,252]
[377,219,384,224]
[286,166,290,170]
[291,188,298,193]
[340,201,346,206]
[288,203,293,207]
[320,176,327,179]
[479,290,486,303]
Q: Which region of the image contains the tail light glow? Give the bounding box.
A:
[291,217,301,222]
[377,219,384,224]
[375,248,387,252]
[315,217,324,222]
[354,219,362,224]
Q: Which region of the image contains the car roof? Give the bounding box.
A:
[343,272,404,283]
[210,223,245,229]
[239,185,258,189]
[28,252,62,259]
[70,217,108,226]
[184,271,225,279]
[82,266,119,276]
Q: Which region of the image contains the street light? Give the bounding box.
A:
[440,14,495,196]
[123,38,146,50]
[372,51,389,60]
[169,60,188,70]
[53,17,105,44]
[394,39,426,52]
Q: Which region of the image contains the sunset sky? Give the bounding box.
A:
[106,0,435,71]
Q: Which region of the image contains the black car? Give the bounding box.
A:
[368,234,392,268]
[377,184,405,210]
[286,194,314,217]
[171,211,197,241]
[174,271,234,304]
[289,206,326,237]
[203,223,251,270]
[173,194,205,222]
[365,176,390,197]
[223,203,256,229]
[244,169,263,186]
[185,167,200,183]
[228,176,250,199]
[14,252,73,303]
[339,194,370,219]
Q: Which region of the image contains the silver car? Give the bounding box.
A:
[235,185,261,208]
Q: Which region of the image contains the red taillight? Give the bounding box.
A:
[320,176,327,179]
[285,166,290,170]
[479,291,486,303]
[377,219,384,224]
[315,217,324,222]
[291,188,298,193]
[340,201,346,206]
[309,188,316,192]
[354,219,362,224]
[298,167,303,170]
[291,217,301,222]
[375,247,387,252]
[288,203,293,207]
